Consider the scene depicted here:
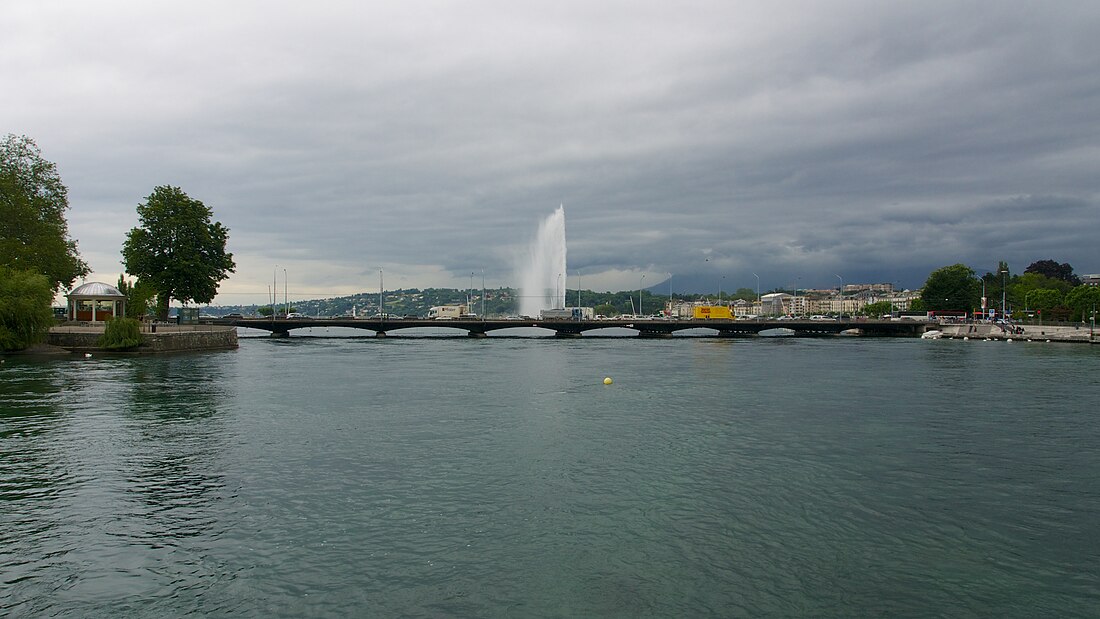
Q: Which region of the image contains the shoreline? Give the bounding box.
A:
[42,324,238,354]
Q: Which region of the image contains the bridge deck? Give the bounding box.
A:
[210,317,932,337]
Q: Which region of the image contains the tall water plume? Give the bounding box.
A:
[518,206,567,317]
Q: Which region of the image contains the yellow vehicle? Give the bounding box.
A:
[693,306,733,320]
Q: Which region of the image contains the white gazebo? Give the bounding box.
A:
[67,282,126,322]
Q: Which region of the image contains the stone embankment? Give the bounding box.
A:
[48,324,238,353]
[938,323,1095,343]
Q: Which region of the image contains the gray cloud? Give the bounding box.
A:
[6,1,1099,303]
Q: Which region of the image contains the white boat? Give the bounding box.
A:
[921,330,943,339]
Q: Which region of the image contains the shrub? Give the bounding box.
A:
[0,267,55,351]
[97,317,144,350]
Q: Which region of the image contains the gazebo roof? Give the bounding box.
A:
[68,281,125,299]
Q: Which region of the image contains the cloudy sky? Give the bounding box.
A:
[6,1,1099,305]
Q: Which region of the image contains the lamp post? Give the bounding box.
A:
[576,270,581,309]
[668,273,673,317]
[283,268,287,316]
[752,272,760,303]
[639,274,645,317]
[981,277,987,321]
[719,275,725,306]
[379,267,384,321]
[1001,268,1008,319]
[835,274,844,318]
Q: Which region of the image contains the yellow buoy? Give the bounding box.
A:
[603,377,613,385]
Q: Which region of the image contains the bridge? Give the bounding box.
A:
[207,316,934,338]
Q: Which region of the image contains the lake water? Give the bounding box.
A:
[2,332,1099,617]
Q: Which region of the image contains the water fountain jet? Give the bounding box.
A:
[517,206,567,317]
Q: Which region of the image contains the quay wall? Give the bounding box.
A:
[48,325,238,353]
[938,323,1094,343]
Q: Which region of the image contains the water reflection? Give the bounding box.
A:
[0,353,239,616]
[120,355,234,541]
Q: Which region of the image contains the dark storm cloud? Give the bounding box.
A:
[5,1,1099,301]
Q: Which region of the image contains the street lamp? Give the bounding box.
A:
[1001,268,1008,319]
[981,277,987,320]
[668,273,673,317]
[836,274,844,318]
[752,272,760,303]
[379,267,384,320]
[283,268,287,316]
[639,274,645,317]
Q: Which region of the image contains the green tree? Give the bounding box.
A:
[861,301,895,317]
[593,303,617,317]
[122,186,235,320]
[1024,259,1078,285]
[1065,285,1100,322]
[921,264,980,312]
[0,266,55,351]
[1022,289,1062,313]
[257,306,275,317]
[0,134,89,292]
[97,317,143,350]
[117,275,157,319]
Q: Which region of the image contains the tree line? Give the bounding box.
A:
[920,261,1099,322]
[1,134,234,351]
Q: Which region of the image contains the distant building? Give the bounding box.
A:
[843,283,894,294]
[760,293,794,315]
[1082,274,1100,287]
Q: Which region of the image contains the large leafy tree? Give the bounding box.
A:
[0,266,55,351]
[860,301,895,317]
[921,264,980,312]
[1065,285,1100,322]
[1024,259,1079,285]
[0,134,89,292]
[122,186,235,320]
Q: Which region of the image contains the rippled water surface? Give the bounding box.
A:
[3,335,1099,617]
